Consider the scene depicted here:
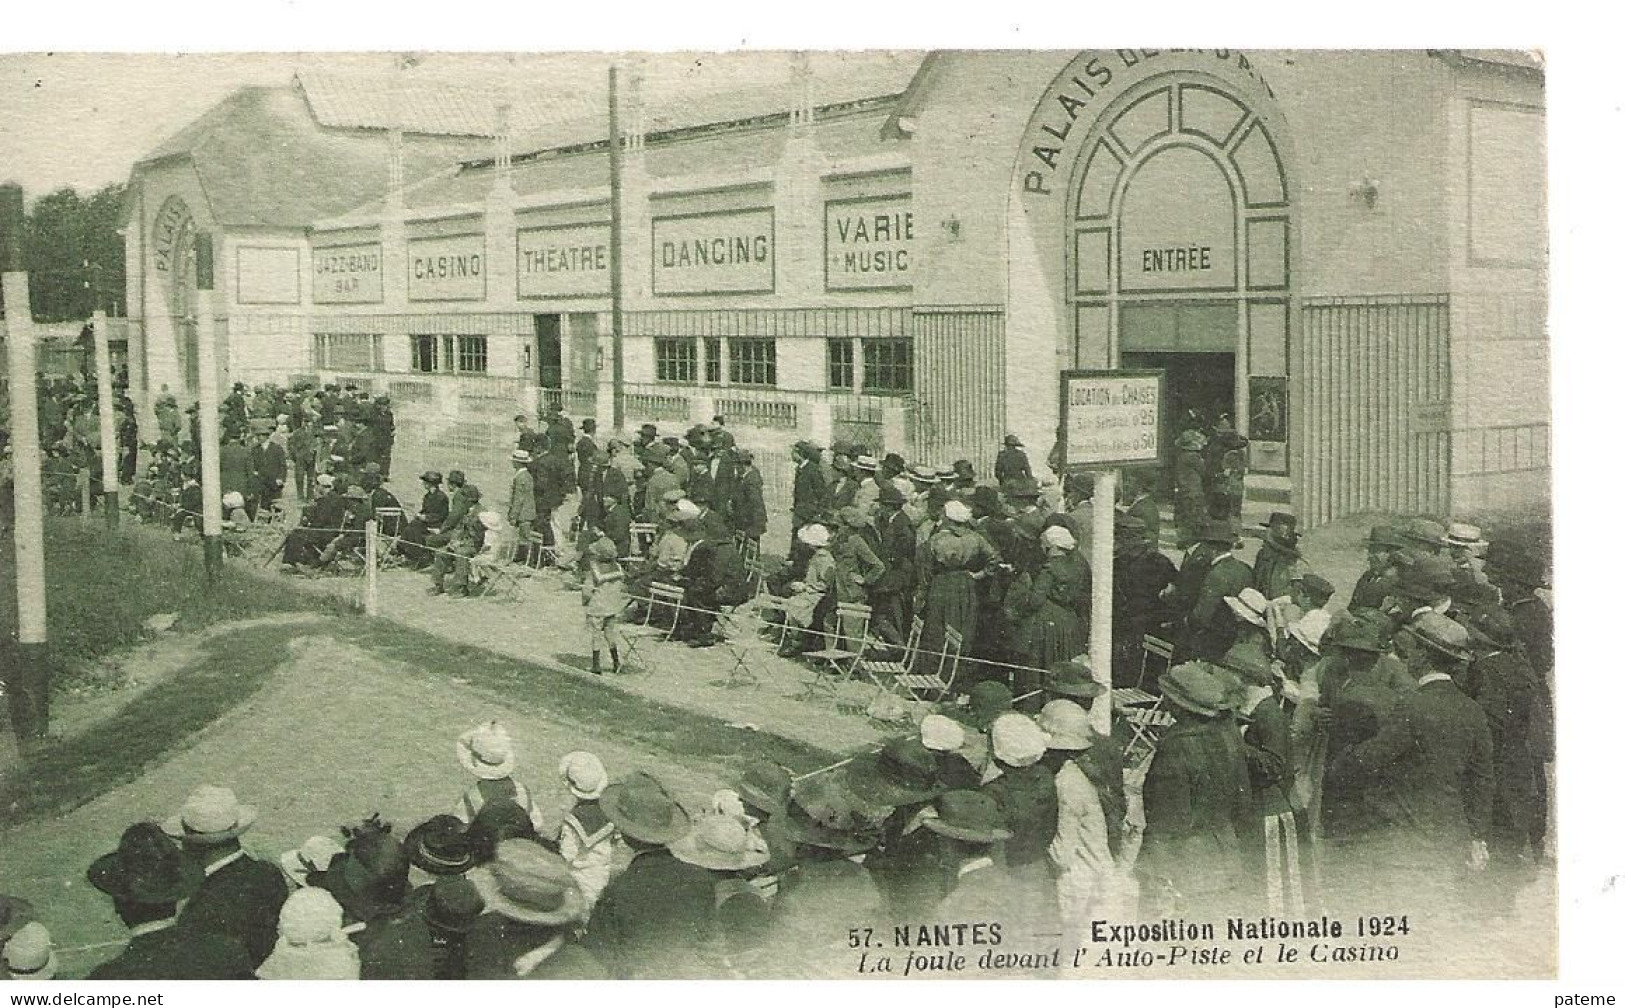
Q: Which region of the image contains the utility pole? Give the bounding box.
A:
[608,64,625,433]
[93,309,118,527]
[1,183,52,747]
[193,233,223,581]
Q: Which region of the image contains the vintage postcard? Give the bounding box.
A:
[0,45,1566,986]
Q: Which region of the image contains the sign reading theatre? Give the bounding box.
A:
[313,244,383,304]
[1059,369,1164,469]
[518,224,611,299]
[825,195,913,291]
[652,208,774,295]
[408,234,485,302]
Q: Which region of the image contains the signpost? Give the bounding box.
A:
[1057,368,1165,735]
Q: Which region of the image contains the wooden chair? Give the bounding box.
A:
[799,603,873,701]
[1123,706,1175,770]
[1138,633,1176,692]
[522,529,559,571]
[858,616,924,696]
[619,581,685,672]
[470,550,526,602]
[718,608,773,688]
[629,522,658,557]
[896,624,963,703]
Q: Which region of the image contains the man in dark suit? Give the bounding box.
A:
[790,442,829,549]
[249,428,286,521]
[1325,611,1493,920]
[923,791,1018,923]
[85,822,256,979]
[163,786,287,967]
[1183,529,1254,662]
[869,485,918,646]
[583,773,717,979]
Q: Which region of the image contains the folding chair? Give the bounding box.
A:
[859,616,924,696]
[1137,633,1176,692]
[629,522,658,558]
[799,603,873,701]
[1123,706,1175,770]
[620,581,684,672]
[717,608,773,688]
[733,533,761,567]
[470,551,526,602]
[373,507,408,570]
[896,624,963,703]
[745,561,793,651]
[522,529,558,571]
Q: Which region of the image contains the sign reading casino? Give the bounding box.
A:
[518,224,611,299]
[408,234,485,301]
[313,243,383,304]
[825,195,913,292]
[651,208,774,295]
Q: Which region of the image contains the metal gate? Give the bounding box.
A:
[1297,295,1452,526]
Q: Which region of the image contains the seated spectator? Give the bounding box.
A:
[254,888,360,980]
[465,841,605,979]
[2,922,55,981]
[454,720,548,833]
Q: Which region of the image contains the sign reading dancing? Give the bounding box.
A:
[651,208,774,295]
[1059,369,1165,469]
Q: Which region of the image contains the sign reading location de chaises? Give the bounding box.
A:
[1059,369,1165,469]
[651,208,774,295]
[517,224,611,299]
[312,243,383,304]
[825,195,913,291]
[408,234,486,301]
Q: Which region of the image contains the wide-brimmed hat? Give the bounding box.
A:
[88,822,203,905]
[1367,523,1408,549]
[877,484,906,507]
[670,812,770,871]
[843,737,943,808]
[1199,518,1239,544]
[990,712,1047,767]
[1395,555,1457,600]
[734,760,792,817]
[1002,434,1023,447]
[1219,642,1275,687]
[559,751,608,800]
[1401,611,1474,664]
[1224,588,1271,627]
[1038,699,1094,751]
[419,470,443,485]
[1325,612,1389,653]
[919,714,967,753]
[424,876,484,934]
[1289,609,1333,655]
[1292,572,1336,601]
[671,499,701,521]
[920,791,1013,843]
[1002,476,1041,500]
[481,840,584,926]
[3,921,55,979]
[511,449,533,464]
[1040,524,1077,552]
[404,815,477,876]
[0,895,36,945]
[1044,656,1104,700]
[853,455,879,472]
[782,775,880,854]
[962,679,1014,729]
[1399,517,1447,551]
[279,835,345,887]
[942,500,973,524]
[1160,662,1229,718]
[907,464,940,484]
[1260,511,1298,534]
[588,537,619,561]
[796,523,830,548]
[162,785,258,845]
[1465,607,1522,651]
[1446,522,1487,548]
[457,721,516,780]
[644,442,672,460]
[601,772,691,845]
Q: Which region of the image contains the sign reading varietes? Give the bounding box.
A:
[825,195,913,291]
[1059,369,1165,469]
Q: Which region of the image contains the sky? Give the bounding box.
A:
[0,50,835,203]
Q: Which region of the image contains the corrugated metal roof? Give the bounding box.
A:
[296,70,603,137]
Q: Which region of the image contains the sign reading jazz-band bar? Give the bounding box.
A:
[312,243,383,304]
[408,234,486,302]
[1059,369,1165,469]
[825,195,913,291]
[651,208,774,295]
[517,224,611,299]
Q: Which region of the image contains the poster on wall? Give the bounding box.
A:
[651,207,774,295]
[517,224,611,299]
[825,194,913,291]
[407,234,486,301]
[312,243,383,304]
[1248,375,1288,441]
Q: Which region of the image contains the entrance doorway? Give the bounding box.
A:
[1122,350,1235,494]
[533,314,562,389]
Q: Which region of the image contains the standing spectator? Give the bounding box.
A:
[731,447,768,556]
[790,441,829,549]
[555,751,617,911]
[219,431,253,511]
[1223,644,1303,915]
[581,538,627,675]
[507,450,538,564]
[1172,428,1209,548]
[453,721,547,832]
[918,500,996,667]
[1183,524,1253,663]
[287,418,317,502]
[980,713,1060,930]
[869,484,917,647]
[1254,511,1304,601]
[1484,540,1553,690]
[1039,700,1123,928]
[995,433,1033,483]
[1005,524,1090,688]
[164,785,288,967]
[575,418,602,494]
[1117,471,1161,547]
[250,426,287,519]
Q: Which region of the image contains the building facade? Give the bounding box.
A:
[120,50,1548,524]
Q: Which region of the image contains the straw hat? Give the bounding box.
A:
[1402,611,1474,664]
[1446,522,1487,548]
[1224,588,1271,627]
[3,922,55,980]
[1040,525,1077,551]
[942,500,973,524]
[481,840,585,926]
[920,791,1012,843]
[796,523,830,548]
[1219,642,1276,687]
[559,751,608,800]
[781,775,881,854]
[1038,699,1094,751]
[1160,662,1229,718]
[990,712,1047,767]
[457,721,516,780]
[919,714,966,753]
[600,772,691,845]
[278,834,346,888]
[511,449,533,464]
[161,785,258,845]
[1367,523,1409,549]
[671,499,702,522]
[1289,609,1333,655]
[670,812,771,872]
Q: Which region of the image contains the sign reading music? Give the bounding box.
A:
[1059,369,1165,469]
[825,195,913,291]
[408,234,485,302]
[652,208,774,295]
[312,243,383,304]
[517,224,611,299]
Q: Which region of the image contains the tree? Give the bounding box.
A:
[21,183,127,323]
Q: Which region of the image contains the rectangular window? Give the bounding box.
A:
[827,338,855,390]
[655,337,698,383]
[410,334,438,374]
[862,338,913,394]
[704,336,722,385]
[729,337,777,388]
[314,334,379,371]
[455,335,489,374]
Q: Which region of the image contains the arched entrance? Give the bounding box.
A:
[150,195,200,394]
[1066,72,1291,493]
